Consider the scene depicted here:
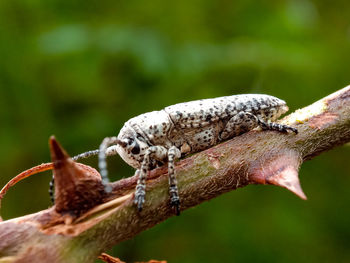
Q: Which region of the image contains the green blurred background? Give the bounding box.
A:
[1,0,350,262]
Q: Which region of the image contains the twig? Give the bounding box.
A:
[0,86,349,263]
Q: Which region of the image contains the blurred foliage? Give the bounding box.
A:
[0,0,350,262]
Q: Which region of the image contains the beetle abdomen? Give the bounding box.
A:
[164,94,287,128]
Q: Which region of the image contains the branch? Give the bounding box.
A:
[0,86,349,263]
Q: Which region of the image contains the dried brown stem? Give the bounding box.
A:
[0,86,349,263]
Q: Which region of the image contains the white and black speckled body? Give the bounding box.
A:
[94,94,297,215]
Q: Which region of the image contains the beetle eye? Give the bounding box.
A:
[131,142,140,154]
[127,138,134,145]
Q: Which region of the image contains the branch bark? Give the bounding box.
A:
[1,86,349,263]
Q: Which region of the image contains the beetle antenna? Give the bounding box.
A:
[72,149,100,161]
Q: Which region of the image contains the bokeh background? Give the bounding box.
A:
[1,0,350,262]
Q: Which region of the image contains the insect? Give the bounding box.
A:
[0,94,298,216]
[95,94,298,215]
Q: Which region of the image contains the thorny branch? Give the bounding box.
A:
[0,86,349,263]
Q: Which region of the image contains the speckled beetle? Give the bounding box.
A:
[45,94,298,214]
[76,94,297,215]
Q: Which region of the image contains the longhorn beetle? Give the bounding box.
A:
[51,94,297,215]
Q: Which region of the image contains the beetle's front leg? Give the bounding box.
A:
[168,146,181,215]
[99,136,129,192]
[134,146,168,211]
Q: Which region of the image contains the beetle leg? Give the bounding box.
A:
[220,111,259,140]
[99,137,120,192]
[220,111,297,141]
[167,146,181,215]
[49,177,55,204]
[98,137,129,193]
[134,146,168,211]
[258,118,298,134]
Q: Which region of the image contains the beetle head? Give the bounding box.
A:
[115,132,149,169]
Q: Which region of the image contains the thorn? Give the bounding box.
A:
[49,136,70,164]
[249,150,307,200]
[49,136,104,215]
[266,166,307,200]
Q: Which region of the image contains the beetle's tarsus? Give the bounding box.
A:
[171,199,181,216]
[134,193,145,212]
[291,127,298,134]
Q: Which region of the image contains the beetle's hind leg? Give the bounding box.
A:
[220,111,260,140]
[258,119,298,134]
[167,146,182,215]
[220,111,297,141]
